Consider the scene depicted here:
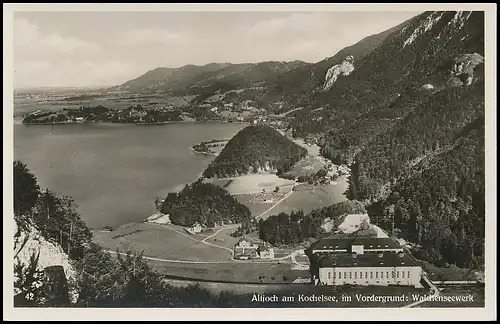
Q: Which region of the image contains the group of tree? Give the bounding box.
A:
[203,125,308,178]
[367,121,485,268]
[22,104,184,124]
[230,219,258,237]
[12,161,254,307]
[160,180,252,227]
[258,200,367,246]
[284,12,485,268]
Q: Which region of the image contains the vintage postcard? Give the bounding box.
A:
[3,3,496,321]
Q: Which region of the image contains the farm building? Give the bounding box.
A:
[184,222,203,235]
[234,238,274,259]
[234,238,259,258]
[258,245,275,259]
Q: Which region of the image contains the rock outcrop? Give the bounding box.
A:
[14,222,77,304]
[322,56,355,91]
[448,53,484,87]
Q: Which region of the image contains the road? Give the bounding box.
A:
[254,188,294,220]
[104,248,299,265]
[402,274,440,308]
[198,186,295,257]
[105,188,302,265]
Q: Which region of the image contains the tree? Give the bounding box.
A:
[315,168,327,178]
[13,251,44,307]
[14,161,40,217]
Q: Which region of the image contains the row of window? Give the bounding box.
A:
[326,270,411,280]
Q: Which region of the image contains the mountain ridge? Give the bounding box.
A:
[292,10,485,267]
[108,60,311,95]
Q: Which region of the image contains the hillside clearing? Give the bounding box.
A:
[93,222,232,262]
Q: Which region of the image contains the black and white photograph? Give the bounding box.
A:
[3,3,496,321]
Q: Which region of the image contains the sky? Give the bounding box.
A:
[13,11,421,89]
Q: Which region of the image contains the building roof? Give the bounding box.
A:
[309,236,401,251]
[317,251,419,268]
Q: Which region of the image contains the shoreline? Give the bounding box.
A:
[191,138,231,156]
[18,119,251,127]
[191,147,219,156]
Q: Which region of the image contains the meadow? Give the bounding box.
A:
[93,222,232,262]
[257,178,349,220]
[150,260,310,284]
[209,174,295,195]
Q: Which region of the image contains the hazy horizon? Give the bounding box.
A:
[13,11,421,89]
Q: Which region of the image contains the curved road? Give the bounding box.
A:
[105,187,301,265]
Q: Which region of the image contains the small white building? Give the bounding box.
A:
[236,238,258,249]
[234,238,259,258]
[258,245,275,259]
[185,222,203,234]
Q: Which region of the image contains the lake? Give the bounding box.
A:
[14,122,247,229]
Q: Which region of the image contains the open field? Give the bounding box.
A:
[209,174,295,195]
[150,260,310,284]
[204,226,241,250]
[258,179,349,220]
[234,189,292,217]
[13,94,196,117]
[93,222,232,262]
[234,194,275,217]
[282,155,328,179]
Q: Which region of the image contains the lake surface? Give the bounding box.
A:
[14,122,246,229]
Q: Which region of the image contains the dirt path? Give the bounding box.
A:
[402,274,440,308]
[201,225,239,258]
[114,188,297,265]
[199,187,294,255]
[105,249,291,264]
[254,189,294,220]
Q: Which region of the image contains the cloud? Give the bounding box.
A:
[121,28,191,46]
[14,59,140,88]
[14,18,101,57]
[243,13,330,38]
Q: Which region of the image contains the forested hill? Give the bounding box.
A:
[288,11,485,268]
[291,11,484,147]
[160,180,252,227]
[368,118,485,268]
[203,125,308,178]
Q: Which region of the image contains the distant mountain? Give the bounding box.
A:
[290,11,484,268]
[107,17,414,112]
[259,17,416,110]
[203,125,308,178]
[108,61,310,96]
[292,11,484,145]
